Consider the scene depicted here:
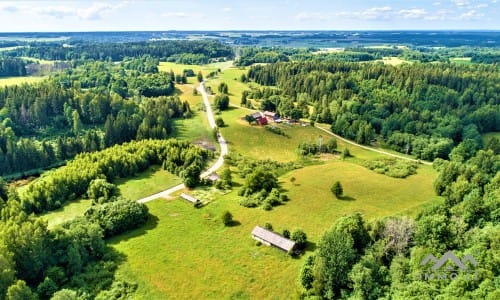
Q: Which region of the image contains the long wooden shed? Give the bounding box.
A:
[251,226,296,252]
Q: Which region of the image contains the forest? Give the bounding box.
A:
[0,56,193,178]
[248,61,499,160]
[0,57,27,77]
[299,145,499,299]
[3,40,234,63]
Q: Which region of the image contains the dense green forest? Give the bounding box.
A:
[0,57,26,77]
[0,57,192,178]
[3,40,233,62]
[0,138,209,299]
[248,62,499,160]
[299,143,499,299]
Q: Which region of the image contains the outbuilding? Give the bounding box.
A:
[251,226,296,252]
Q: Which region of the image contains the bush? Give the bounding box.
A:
[215,117,225,127]
[331,181,343,198]
[291,229,308,249]
[364,158,417,178]
[264,223,273,231]
[265,125,287,136]
[221,211,233,226]
[283,229,290,238]
[84,199,149,238]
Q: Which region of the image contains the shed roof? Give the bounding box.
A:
[180,193,199,204]
[251,226,296,252]
[250,112,262,119]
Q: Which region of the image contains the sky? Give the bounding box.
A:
[0,0,498,32]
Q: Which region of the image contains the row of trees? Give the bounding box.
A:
[20,139,209,213]
[0,58,196,177]
[248,61,498,160]
[4,40,234,62]
[299,144,499,299]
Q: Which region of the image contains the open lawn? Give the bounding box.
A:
[377,57,411,65]
[0,76,46,86]
[40,199,92,229]
[218,107,391,162]
[110,159,440,299]
[115,165,181,201]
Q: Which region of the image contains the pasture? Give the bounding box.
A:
[110,159,440,299]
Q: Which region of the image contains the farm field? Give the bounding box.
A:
[0,75,46,86]
[38,61,445,299]
[110,159,440,299]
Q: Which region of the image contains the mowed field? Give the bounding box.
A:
[109,62,441,299]
[0,75,46,86]
[37,61,442,299]
[110,159,440,299]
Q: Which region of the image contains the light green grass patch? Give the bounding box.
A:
[450,57,472,64]
[377,57,411,65]
[110,159,439,299]
[0,76,46,86]
[115,165,181,201]
[40,198,92,229]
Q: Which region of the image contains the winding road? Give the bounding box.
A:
[315,125,432,165]
[137,82,228,203]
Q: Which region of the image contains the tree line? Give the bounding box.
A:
[0,57,26,77]
[299,141,499,299]
[0,59,193,177]
[0,182,148,299]
[248,61,499,160]
[3,40,234,62]
[19,139,209,214]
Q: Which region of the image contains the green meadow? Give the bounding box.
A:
[39,62,442,299]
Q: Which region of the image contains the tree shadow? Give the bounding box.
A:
[106,213,160,245]
[338,195,356,201]
[227,220,241,227]
[291,241,317,259]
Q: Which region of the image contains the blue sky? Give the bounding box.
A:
[0,0,498,32]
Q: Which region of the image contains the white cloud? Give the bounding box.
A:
[459,9,484,19]
[433,1,441,5]
[222,7,231,13]
[398,8,428,19]
[33,1,127,20]
[331,6,393,21]
[476,3,488,8]
[452,0,470,7]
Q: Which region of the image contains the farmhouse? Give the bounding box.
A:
[247,112,268,125]
[180,193,201,205]
[251,226,296,252]
[263,111,279,122]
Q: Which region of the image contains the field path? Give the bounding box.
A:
[315,125,432,165]
[137,82,228,203]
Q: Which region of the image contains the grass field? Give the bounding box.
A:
[37,61,443,299]
[40,199,91,229]
[110,159,440,299]
[450,57,473,64]
[115,165,182,201]
[40,165,181,228]
[378,57,412,65]
[0,76,46,86]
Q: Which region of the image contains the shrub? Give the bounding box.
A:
[364,158,417,178]
[283,229,290,238]
[264,222,273,231]
[291,229,308,249]
[221,211,233,226]
[331,181,343,198]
